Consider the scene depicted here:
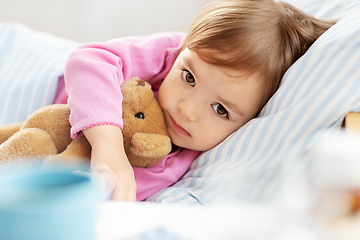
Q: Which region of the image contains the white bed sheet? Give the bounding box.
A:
[95,202,323,240]
[96,200,360,240]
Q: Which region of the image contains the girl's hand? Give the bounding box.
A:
[92,161,136,201]
[83,125,137,201]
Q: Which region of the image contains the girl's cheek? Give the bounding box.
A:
[159,91,170,111]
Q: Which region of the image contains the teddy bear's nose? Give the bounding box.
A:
[136,79,145,87]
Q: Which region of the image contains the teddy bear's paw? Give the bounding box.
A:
[42,137,91,171]
[0,128,57,162]
[0,122,23,145]
[130,133,172,158]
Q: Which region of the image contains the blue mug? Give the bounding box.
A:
[0,168,101,240]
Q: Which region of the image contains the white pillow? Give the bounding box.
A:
[0,23,79,126]
[147,0,360,205]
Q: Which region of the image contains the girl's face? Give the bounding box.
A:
[158,48,265,151]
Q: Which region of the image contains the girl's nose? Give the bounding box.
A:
[178,99,197,122]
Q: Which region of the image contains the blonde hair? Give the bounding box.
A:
[183,0,335,106]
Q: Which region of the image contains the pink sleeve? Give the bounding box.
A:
[64,32,186,138]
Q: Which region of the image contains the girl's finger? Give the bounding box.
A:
[111,182,136,201]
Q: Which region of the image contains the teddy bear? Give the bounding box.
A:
[0,77,172,170]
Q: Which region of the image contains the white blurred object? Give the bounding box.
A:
[0,0,209,42]
[96,202,326,240]
[311,130,360,191]
[306,130,360,216]
[307,129,360,240]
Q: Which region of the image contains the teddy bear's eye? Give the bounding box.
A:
[135,112,145,119]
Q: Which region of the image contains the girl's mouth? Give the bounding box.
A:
[170,116,190,136]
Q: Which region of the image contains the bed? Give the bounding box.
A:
[1,0,360,239]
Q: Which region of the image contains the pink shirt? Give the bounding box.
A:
[60,32,201,201]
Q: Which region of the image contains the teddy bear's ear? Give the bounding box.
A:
[121,78,154,107]
[135,79,146,86]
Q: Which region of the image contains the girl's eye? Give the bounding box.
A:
[212,103,228,118]
[181,69,195,87]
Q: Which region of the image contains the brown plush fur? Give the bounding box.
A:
[0,77,171,169]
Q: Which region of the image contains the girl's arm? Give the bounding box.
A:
[64,32,186,200]
[65,32,186,139]
[83,125,136,201]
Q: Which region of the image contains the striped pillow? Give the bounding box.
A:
[147,0,360,205]
[0,23,78,126]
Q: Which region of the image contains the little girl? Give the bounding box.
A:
[57,0,335,201]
